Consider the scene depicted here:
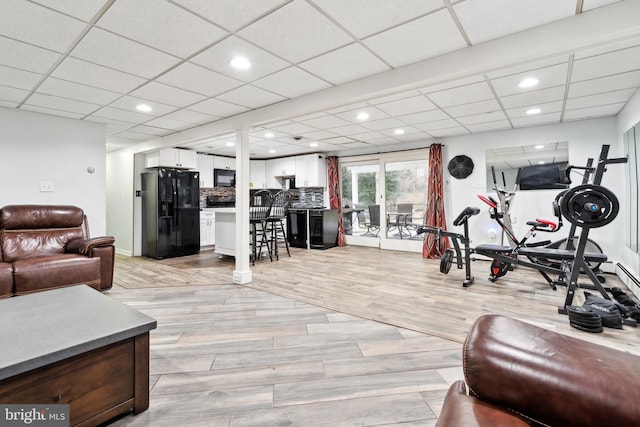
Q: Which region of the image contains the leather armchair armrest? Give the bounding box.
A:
[66,236,115,255]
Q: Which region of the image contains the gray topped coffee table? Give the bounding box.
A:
[0,285,157,426]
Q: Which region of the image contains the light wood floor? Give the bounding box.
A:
[108,245,640,426]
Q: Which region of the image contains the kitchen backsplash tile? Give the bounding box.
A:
[199,186,324,208]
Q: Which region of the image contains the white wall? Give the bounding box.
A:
[0,107,107,235]
[617,88,640,286]
[441,117,624,265]
[106,150,134,255]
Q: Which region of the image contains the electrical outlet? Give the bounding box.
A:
[39,181,54,192]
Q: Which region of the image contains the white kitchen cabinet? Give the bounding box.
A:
[146,148,197,169]
[200,210,215,247]
[266,157,296,188]
[213,156,235,170]
[196,154,214,188]
[250,160,266,189]
[295,154,327,187]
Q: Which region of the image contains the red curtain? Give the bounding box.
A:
[423,144,449,258]
[327,156,346,246]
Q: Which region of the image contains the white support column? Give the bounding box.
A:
[233,128,252,284]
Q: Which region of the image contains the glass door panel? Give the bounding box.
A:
[341,162,380,246]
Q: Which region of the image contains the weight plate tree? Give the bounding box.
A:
[559,184,619,228]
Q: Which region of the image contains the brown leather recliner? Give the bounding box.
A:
[436,314,640,427]
[0,205,115,298]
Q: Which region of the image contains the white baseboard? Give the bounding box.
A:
[616,262,640,301]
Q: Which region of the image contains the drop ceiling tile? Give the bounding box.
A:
[491,63,569,97]
[20,105,85,119]
[327,102,369,115]
[369,90,423,105]
[298,130,340,141]
[499,86,566,109]
[127,124,174,137]
[327,124,370,136]
[0,101,17,108]
[140,117,193,131]
[505,100,563,119]
[573,37,640,59]
[97,0,226,58]
[89,106,154,124]
[453,0,574,45]
[238,1,352,63]
[0,65,42,90]
[301,115,350,129]
[350,131,388,142]
[86,116,135,131]
[0,37,61,74]
[565,88,636,110]
[314,136,355,145]
[108,96,179,116]
[30,0,107,21]
[313,0,444,38]
[130,82,206,108]
[270,122,319,136]
[569,70,640,98]
[571,45,640,82]
[378,125,421,137]
[52,57,146,94]
[419,75,485,94]
[360,117,407,131]
[0,0,86,52]
[188,98,249,117]
[252,67,332,98]
[299,43,390,85]
[0,85,28,103]
[24,93,100,115]
[444,99,501,118]
[111,130,154,141]
[398,109,450,125]
[163,109,219,125]
[157,62,243,97]
[362,136,400,145]
[216,85,286,109]
[510,112,561,127]
[428,82,494,108]
[363,9,466,68]
[173,0,288,32]
[465,120,512,133]
[192,36,290,83]
[456,110,507,125]
[414,118,459,131]
[375,95,437,116]
[428,126,469,138]
[38,77,121,105]
[70,28,180,79]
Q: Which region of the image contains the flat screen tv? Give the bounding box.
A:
[214,168,235,187]
[516,162,569,190]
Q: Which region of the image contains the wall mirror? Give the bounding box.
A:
[485,142,569,191]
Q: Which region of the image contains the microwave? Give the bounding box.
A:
[214,168,235,187]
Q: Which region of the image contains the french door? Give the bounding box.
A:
[340,151,429,252]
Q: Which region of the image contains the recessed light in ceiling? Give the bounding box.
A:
[538,161,545,164]
[265,132,274,138]
[135,104,152,112]
[394,128,405,135]
[526,107,542,115]
[356,112,369,121]
[310,142,318,148]
[268,149,276,154]
[518,78,539,88]
[535,144,545,149]
[230,56,251,69]
[225,142,235,147]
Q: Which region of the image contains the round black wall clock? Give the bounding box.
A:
[448,155,474,179]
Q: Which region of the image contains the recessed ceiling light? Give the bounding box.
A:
[230,56,251,69]
[225,142,235,147]
[264,132,274,138]
[394,128,405,135]
[535,144,545,149]
[518,78,539,88]
[356,112,369,121]
[135,104,152,112]
[268,149,276,154]
[526,108,542,115]
[310,142,318,148]
[538,161,546,164]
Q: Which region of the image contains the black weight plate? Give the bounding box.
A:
[568,315,603,325]
[570,321,604,333]
[440,249,454,274]
[560,184,619,228]
[566,305,598,316]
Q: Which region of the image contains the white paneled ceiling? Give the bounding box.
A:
[0,0,639,158]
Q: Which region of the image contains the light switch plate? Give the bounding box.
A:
[40,181,54,192]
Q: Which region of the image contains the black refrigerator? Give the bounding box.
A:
[142,168,200,259]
